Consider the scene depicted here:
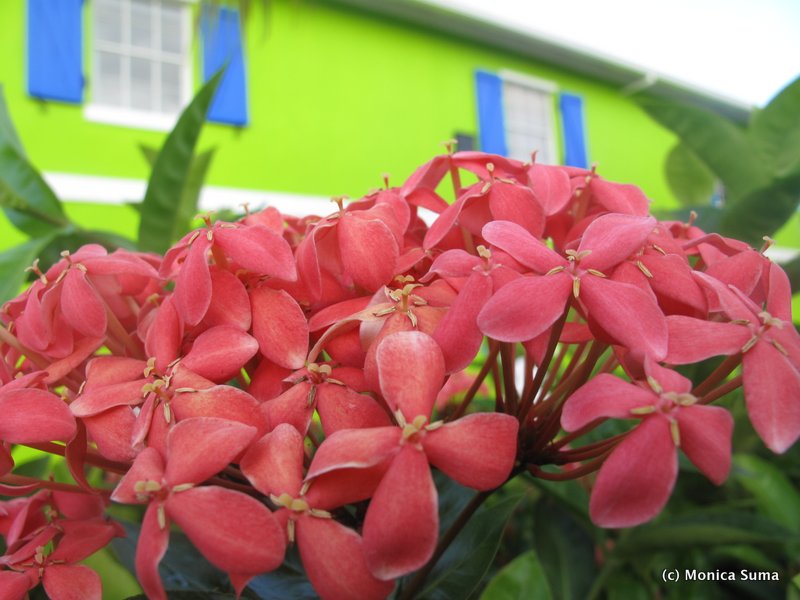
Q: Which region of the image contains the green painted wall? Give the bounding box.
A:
[0,0,681,249]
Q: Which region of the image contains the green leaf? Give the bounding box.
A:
[604,572,651,600]
[0,232,61,303]
[733,453,800,533]
[614,512,797,556]
[137,71,223,253]
[418,491,523,600]
[664,143,718,206]
[750,75,800,177]
[532,496,597,600]
[719,173,800,245]
[0,87,69,236]
[637,96,770,203]
[83,546,142,599]
[0,84,26,158]
[479,550,552,600]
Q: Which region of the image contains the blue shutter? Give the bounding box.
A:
[202,6,248,126]
[27,0,84,103]
[475,70,507,156]
[559,93,588,168]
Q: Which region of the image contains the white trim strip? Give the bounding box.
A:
[43,172,334,218]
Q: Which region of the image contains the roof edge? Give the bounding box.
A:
[326,0,752,123]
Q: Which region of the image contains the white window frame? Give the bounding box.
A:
[498,69,559,165]
[85,0,193,131]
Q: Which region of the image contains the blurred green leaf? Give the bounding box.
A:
[720,173,800,245]
[664,143,717,206]
[419,492,523,600]
[83,546,142,599]
[0,232,59,303]
[480,549,552,600]
[733,454,800,533]
[614,513,797,556]
[750,75,800,177]
[0,87,69,237]
[137,71,222,253]
[637,97,770,203]
[533,496,597,600]
[604,572,650,600]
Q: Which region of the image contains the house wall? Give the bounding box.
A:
[0,0,680,251]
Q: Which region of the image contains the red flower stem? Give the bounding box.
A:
[538,341,588,403]
[518,301,571,421]
[554,432,626,462]
[528,450,610,481]
[1,473,110,495]
[699,374,743,405]
[534,342,569,403]
[544,342,607,408]
[0,326,50,371]
[692,354,741,397]
[448,340,500,421]
[549,418,605,450]
[22,442,131,475]
[490,353,504,413]
[397,488,493,600]
[500,342,518,415]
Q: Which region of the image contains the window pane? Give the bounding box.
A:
[95,0,122,44]
[161,4,183,55]
[130,57,154,110]
[94,51,123,106]
[131,0,153,49]
[161,63,181,113]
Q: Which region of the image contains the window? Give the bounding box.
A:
[500,71,558,164]
[475,70,587,167]
[87,0,191,129]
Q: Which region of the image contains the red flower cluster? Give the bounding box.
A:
[1,150,798,599]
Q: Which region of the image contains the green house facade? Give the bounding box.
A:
[0,0,753,250]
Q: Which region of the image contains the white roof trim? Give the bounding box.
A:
[42,172,334,218]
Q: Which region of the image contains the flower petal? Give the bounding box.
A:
[676,405,733,485]
[582,276,668,360]
[665,316,749,364]
[423,413,518,490]
[306,427,401,479]
[362,445,438,580]
[241,424,305,497]
[0,389,76,444]
[477,274,571,342]
[135,502,170,600]
[43,564,101,600]
[181,326,259,383]
[743,340,800,454]
[561,374,655,431]
[376,331,445,421]
[482,220,564,273]
[251,286,309,370]
[589,416,677,528]
[578,214,655,272]
[167,486,285,582]
[297,516,395,600]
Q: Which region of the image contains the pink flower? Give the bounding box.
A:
[111,418,285,599]
[307,331,518,579]
[561,360,733,527]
